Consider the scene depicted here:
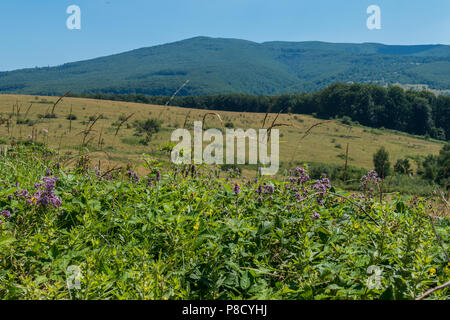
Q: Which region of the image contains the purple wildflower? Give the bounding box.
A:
[127,170,140,182]
[311,211,321,220]
[256,185,263,194]
[264,185,275,194]
[1,210,11,218]
[32,176,62,208]
[234,183,241,195]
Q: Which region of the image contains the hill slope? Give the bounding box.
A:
[1,37,450,96]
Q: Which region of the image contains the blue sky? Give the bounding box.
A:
[0,0,449,71]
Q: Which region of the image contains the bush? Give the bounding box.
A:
[373,147,391,178]
[394,158,412,175]
[224,121,234,128]
[133,118,162,145]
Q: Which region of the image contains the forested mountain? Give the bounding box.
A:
[1,37,450,96]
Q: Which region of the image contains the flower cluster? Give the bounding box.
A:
[32,177,62,208]
[289,168,311,184]
[1,210,11,223]
[360,170,381,198]
[234,183,241,195]
[311,211,321,220]
[15,176,62,209]
[127,170,140,182]
[227,167,241,178]
[312,177,331,206]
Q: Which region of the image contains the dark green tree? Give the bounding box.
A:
[373,147,391,178]
[394,158,412,175]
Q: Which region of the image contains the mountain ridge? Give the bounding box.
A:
[1,36,449,96]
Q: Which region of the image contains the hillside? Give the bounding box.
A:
[0,94,445,195]
[0,37,450,96]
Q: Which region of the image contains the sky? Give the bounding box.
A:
[0,0,449,71]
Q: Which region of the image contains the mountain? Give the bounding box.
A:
[1,36,450,96]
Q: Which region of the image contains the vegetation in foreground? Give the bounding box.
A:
[0,143,448,300]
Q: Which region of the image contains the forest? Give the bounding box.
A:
[73,83,450,141]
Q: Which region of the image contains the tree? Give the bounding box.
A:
[394,158,412,175]
[373,147,391,178]
[437,143,450,187]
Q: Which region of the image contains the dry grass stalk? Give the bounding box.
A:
[165,80,190,107]
[182,111,191,129]
[51,90,71,115]
[114,113,135,137]
[289,121,331,163]
[416,280,450,300]
[24,103,33,119]
[261,97,279,128]
[202,112,224,130]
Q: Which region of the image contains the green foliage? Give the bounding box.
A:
[224,121,234,128]
[417,143,450,186]
[394,158,412,175]
[373,147,391,178]
[133,118,162,145]
[0,145,448,300]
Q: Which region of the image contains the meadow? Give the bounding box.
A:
[0,94,444,176]
[0,94,448,300]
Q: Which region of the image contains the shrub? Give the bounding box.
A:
[373,147,391,178]
[133,118,161,145]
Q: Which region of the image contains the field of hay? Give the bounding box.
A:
[0,94,444,174]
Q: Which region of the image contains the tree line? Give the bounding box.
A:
[71,83,450,141]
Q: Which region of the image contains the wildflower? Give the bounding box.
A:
[234,183,241,195]
[15,189,29,198]
[294,167,311,184]
[42,129,48,134]
[311,211,321,220]
[155,171,161,182]
[264,185,275,194]
[429,268,436,275]
[193,222,200,230]
[127,170,140,182]
[354,223,360,229]
[1,210,11,218]
[312,177,331,206]
[29,176,62,209]
[256,185,263,194]
[46,168,52,176]
[27,135,33,139]
[360,170,381,198]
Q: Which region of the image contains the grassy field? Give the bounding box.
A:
[0,94,445,175]
[0,95,448,300]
